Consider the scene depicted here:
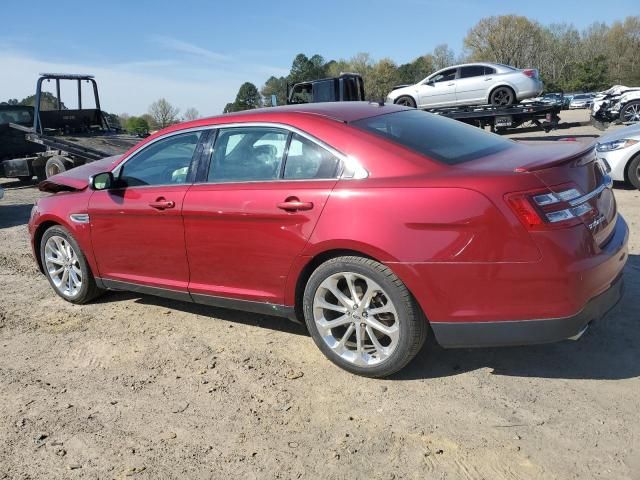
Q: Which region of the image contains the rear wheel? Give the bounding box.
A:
[626,154,640,190]
[621,101,640,124]
[40,226,103,304]
[395,96,416,108]
[303,256,427,377]
[45,156,73,178]
[490,86,516,106]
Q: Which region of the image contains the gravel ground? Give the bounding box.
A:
[1,110,639,480]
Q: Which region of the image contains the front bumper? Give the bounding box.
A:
[431,273,624,348]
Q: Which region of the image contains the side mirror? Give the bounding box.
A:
[90,171,114,191]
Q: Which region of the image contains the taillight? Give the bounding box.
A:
[523,69,537,78]
[506,184,594,229]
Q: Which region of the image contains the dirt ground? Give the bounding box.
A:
[1,109,639,480]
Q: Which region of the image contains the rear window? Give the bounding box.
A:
[352,109,513,165]
[0,108,33,125]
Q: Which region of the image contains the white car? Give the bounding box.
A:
[386,62,543,109]
[569,93,595,109]
[596,123,640,189]
[592,85,640,124]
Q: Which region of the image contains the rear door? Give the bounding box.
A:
[417,68,458,108]
[182,126,341,304]
[455,65,493,105]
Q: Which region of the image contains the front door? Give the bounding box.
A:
[418,67,458,108]
[183,127,341,304]
[89,130,205,290]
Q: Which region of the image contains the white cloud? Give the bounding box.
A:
[0,46,289,116]
[150,35,231,63]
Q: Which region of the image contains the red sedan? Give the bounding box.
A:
[28,103,628,377]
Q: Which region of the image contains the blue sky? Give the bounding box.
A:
[1,0,638,115]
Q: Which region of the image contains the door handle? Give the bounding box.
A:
[149,198,175,210]
[447,82,455,86]
[484,77,493,81]
[277,198,314,212]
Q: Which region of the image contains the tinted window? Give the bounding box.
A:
[484,66,496,75]
[0,108,33,125]
[313,80,335,102]
[459,66,485,78]
[120,131,202,186]
[430,68,457,83]
[208,127,288,182]
[353,110,513,165]
[284,134,341,179]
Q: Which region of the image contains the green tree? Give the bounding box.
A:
[125,116,150,135]
[289,53,329,84]
[367,58,399,101]
[261,76,288,106]
[20,92,67,110]
[397,55,435,84]
[565,55,610,92]
[223,102,238,114]
[233,82,261,111]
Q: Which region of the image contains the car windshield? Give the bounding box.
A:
[352,109,514,165]
[573,94,589,99]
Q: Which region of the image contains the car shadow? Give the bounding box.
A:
[94,290,308,337]
[92,255,639,381]
[392,254,640,381]
[0,203,34,228]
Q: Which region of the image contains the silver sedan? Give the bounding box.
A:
[387,62,543,109]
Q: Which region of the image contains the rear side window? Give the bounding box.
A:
[459,66,485,78]
[208,127,288,182]
[284,133,340,179]
[352,110,513,165]
[484,66,496,75]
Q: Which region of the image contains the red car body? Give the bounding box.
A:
[29,103,628,348]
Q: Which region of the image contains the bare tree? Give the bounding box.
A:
[183,107,200,121]
[148,98,180,129]
[432,44,455,71]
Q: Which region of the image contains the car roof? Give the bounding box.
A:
[191,102,412,126]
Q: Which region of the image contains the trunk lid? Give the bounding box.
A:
[38,155,121,193]
[462,142,616,246]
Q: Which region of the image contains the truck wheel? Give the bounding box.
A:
[18,176,34,184]
[45,156,73,178]
[395,96,416,108]
[620,101,640,124]
[490,86,515,106]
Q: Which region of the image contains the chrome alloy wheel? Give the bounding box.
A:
[313,271,400,366]
[44,235,83,297]
[622,103,640,123]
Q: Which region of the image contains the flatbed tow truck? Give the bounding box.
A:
[4,73,140,180]
[286,73,561,133]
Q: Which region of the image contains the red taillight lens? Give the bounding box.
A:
[506,184,594,230]
[523,69,536,78]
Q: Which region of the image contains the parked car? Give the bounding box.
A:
[596,122,640,189]
[29,103,627,377]
[569,93,595,109]
[386,63,543,108]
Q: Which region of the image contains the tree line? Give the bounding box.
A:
[226,14,639,112]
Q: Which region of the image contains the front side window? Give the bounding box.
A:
[430,68,457,83]
[119,131,202,187]
[284,133,341,180]
[353,109,514,165]
[208,127,288,182]
[459,66,485,78]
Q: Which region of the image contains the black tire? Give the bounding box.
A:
[395,95,417,108]
[303,256,427,377]
[489,86,516,106]
[626,154,640,190]
[40,225,103,304]
[17,176,33,184]
[45,156,73,179]
[620,101,640,124]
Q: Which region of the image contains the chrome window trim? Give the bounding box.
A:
[111,122,368,187]
[568,175,613,207]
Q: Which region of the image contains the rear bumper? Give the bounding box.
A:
[431,273,624,347]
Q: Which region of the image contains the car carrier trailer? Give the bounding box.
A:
[5,73,140,180]
[286,73,561,133]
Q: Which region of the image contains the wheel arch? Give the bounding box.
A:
[33,220,62,274]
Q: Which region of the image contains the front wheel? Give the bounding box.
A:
[303,256,427,377]
[490,87,516,106]
[40,226,103,304]
[626,154,640,190]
